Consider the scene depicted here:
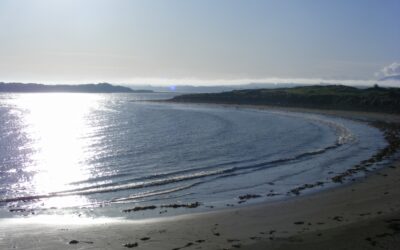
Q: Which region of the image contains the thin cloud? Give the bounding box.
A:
[377,62,400,78]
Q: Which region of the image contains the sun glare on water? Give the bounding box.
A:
[13,93,103,208]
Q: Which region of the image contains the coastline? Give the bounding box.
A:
[1,105,400,250]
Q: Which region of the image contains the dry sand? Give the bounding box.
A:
[1,107,399,250]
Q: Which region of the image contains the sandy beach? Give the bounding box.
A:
[1,107,399,250]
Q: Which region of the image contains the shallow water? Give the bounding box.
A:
[0,93,387,219]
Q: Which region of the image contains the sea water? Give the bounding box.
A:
[0,93,387,219]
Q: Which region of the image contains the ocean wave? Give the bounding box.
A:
[0,139,344,204]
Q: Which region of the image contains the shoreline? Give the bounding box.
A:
[1,105,400,250]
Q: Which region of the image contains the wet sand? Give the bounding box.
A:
[1,107,400,250]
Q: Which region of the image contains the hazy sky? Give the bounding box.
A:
[0,0,399,85]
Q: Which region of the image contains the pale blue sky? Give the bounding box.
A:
[0,0,399,85]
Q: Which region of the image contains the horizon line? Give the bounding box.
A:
[1,77,399,87]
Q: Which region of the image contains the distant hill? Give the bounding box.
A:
[124,83,302,93]
[171,85,400,114]
[0,82,153,93]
